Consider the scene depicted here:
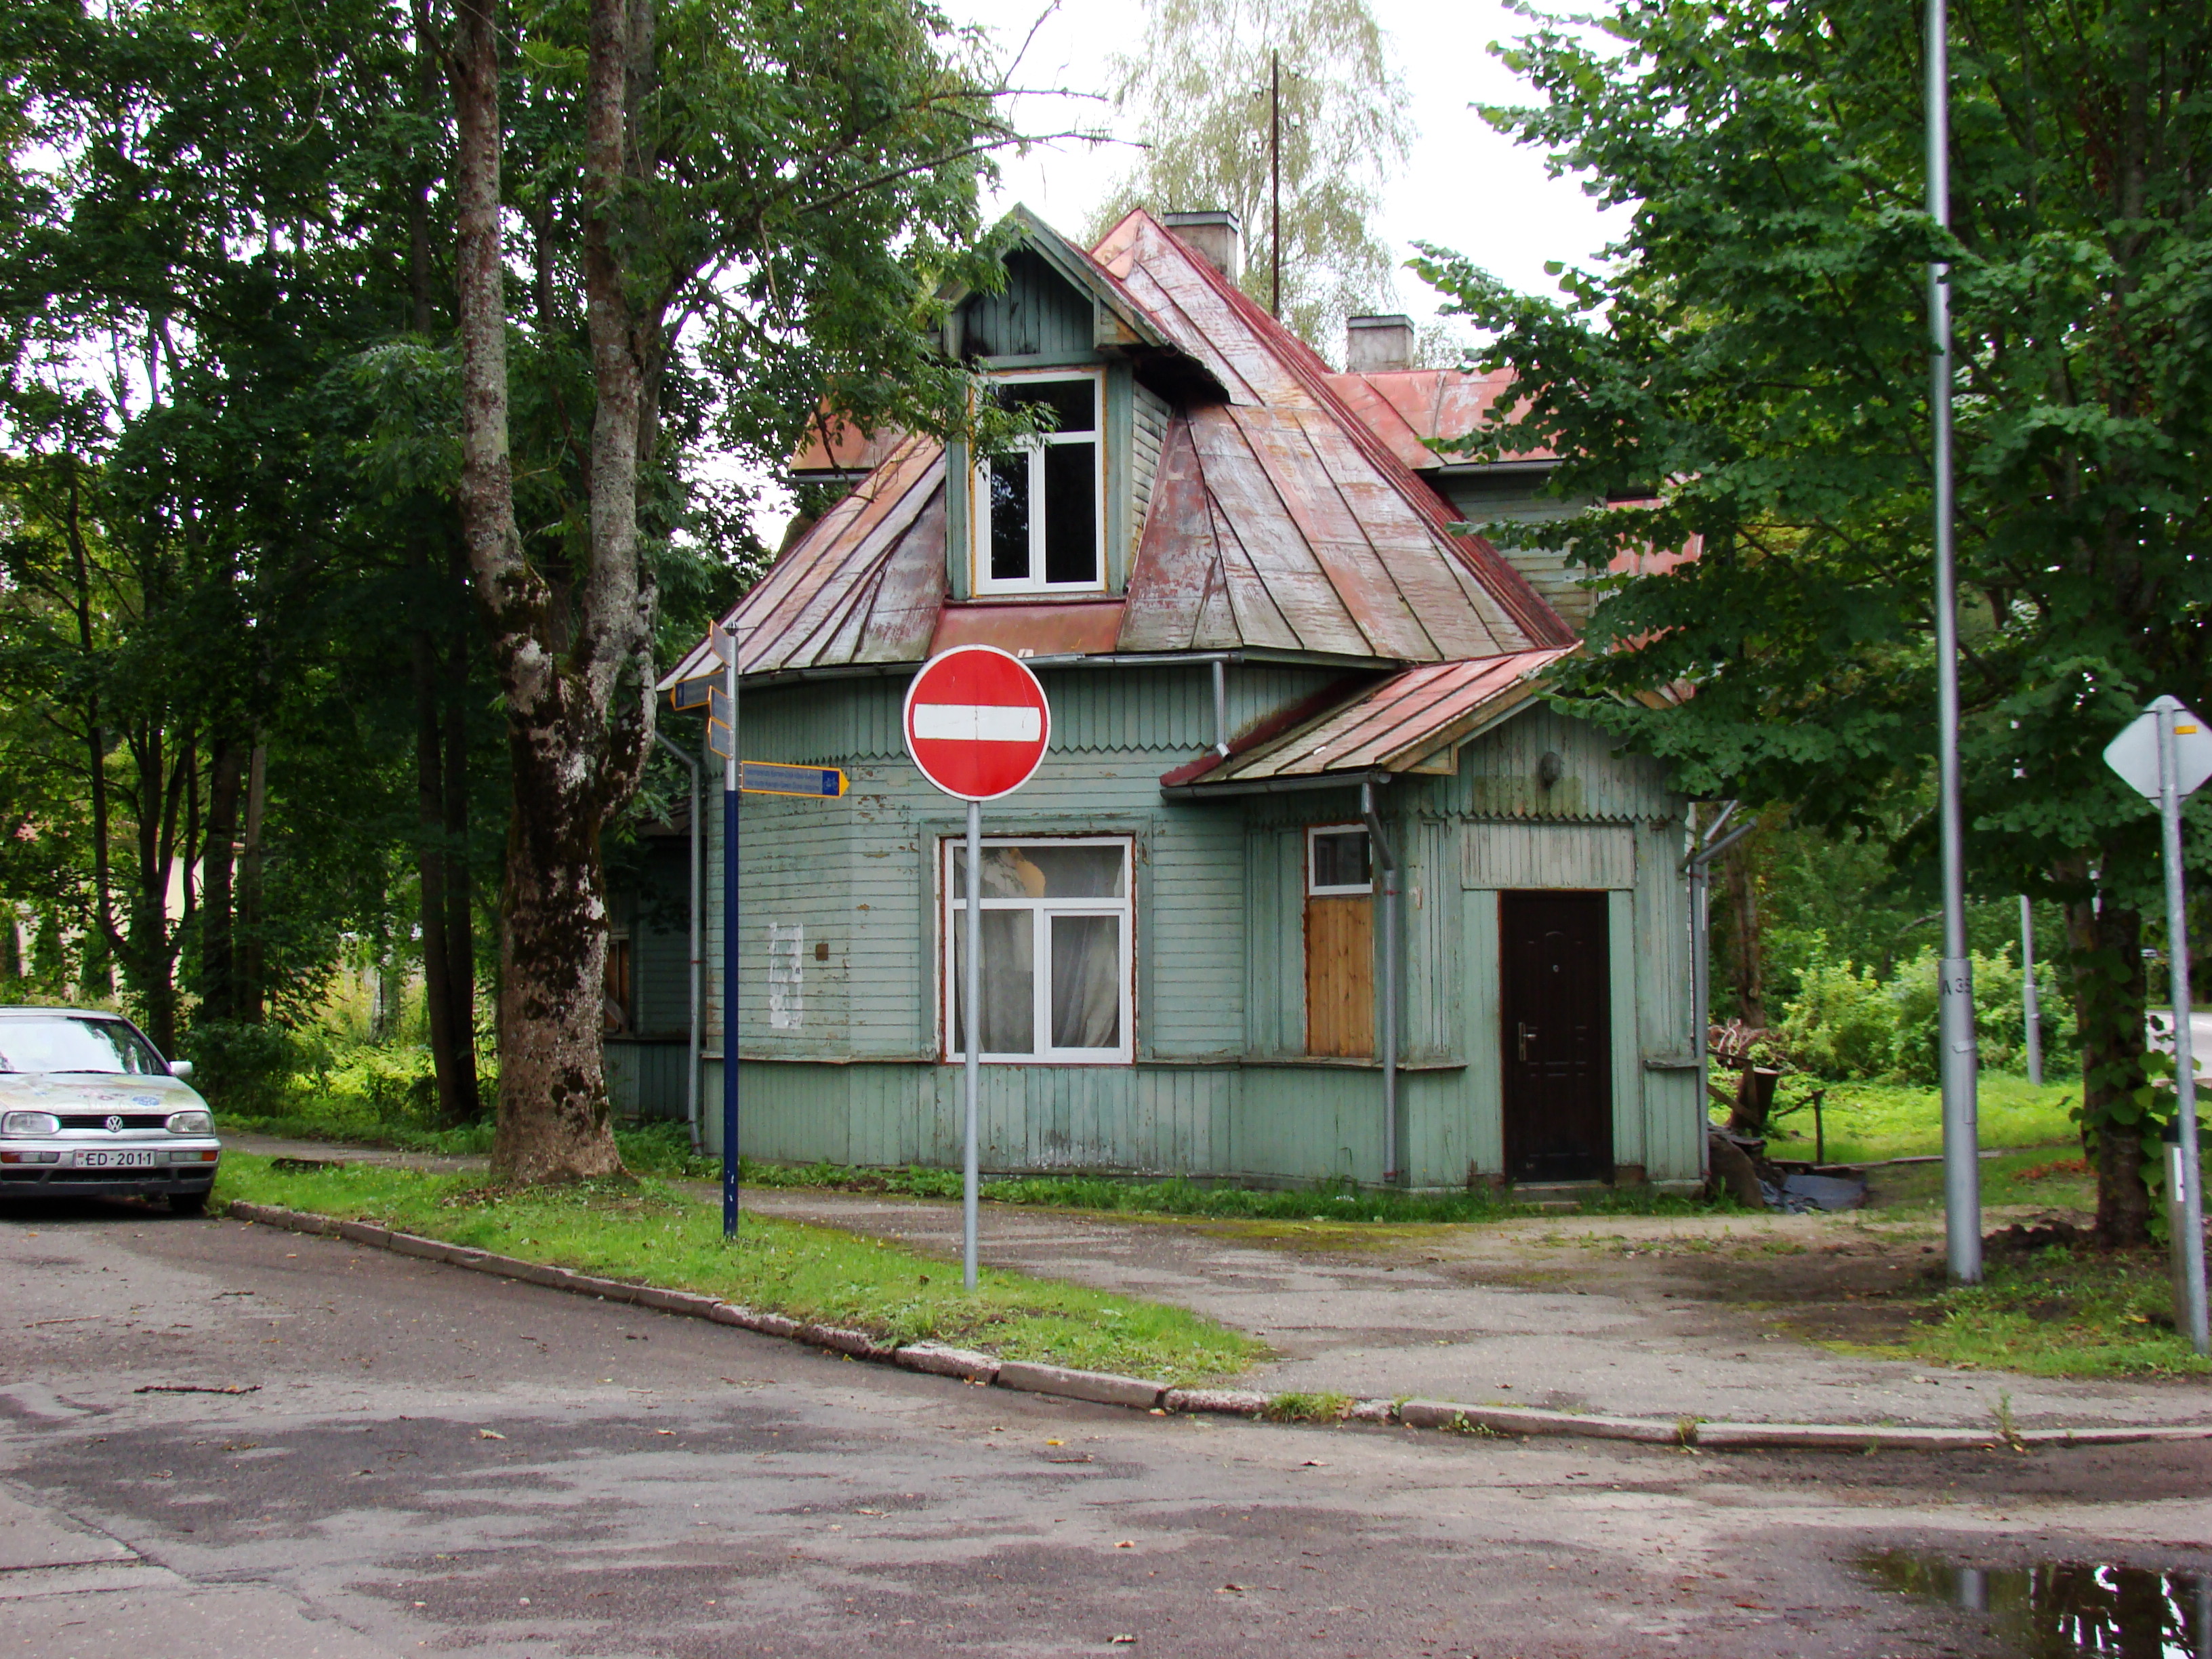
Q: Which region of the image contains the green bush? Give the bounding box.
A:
[1780,937,2074,1082]
[180,1021,331,1118]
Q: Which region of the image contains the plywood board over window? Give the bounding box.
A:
[1305,824,1374,1057]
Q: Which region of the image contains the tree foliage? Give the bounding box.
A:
[1416,0,2212,1243]
[1090,0,1410,354]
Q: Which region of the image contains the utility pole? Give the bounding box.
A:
[1927,0,1982,1285]
[1270,49,1282,320]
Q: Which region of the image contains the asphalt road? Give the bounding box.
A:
[5,1202,2210,1659]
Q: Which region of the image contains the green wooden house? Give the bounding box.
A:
[626,207,1702,1192]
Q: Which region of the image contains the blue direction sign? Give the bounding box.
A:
[739,760,846,798]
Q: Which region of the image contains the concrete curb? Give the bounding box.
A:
[225,1200,2212,1454]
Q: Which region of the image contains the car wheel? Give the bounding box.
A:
[169,1190,209,1217]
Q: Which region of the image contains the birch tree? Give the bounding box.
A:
[1089,0,1410,354]
[447,0,1020,1181]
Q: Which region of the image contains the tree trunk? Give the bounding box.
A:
[198,738,245,1022]
[2064,887,2154,1248]
[413,626,464,1105]
[235,741,268,1024]
[450,0,623,1183]
[441,582,480,1118]
[1721,831,1768,1029]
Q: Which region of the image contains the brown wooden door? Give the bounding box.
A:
[1500,890,1612,1182]
[1305,895,1374,1057]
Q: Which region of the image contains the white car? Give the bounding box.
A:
[0,1007,221,1214]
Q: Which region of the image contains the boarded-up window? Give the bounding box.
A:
[1305,825,1373,1057]
[603,934,632,1033]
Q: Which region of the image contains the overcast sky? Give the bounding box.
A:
[735,0,1624,541]
[950,0,1629,329]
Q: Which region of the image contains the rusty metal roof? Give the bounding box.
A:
[1167,648,1574,788]
[661,209,1574,692]
[1320,367,1557,472]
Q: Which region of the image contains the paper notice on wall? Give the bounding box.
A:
[767,922,804,1030]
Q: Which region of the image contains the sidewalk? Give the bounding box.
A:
[222,1132,2211,1434]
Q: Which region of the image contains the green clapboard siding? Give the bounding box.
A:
[958,247,1096,361]
[684,672,1700,1188]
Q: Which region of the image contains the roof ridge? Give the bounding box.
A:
[1115,217,1574,651]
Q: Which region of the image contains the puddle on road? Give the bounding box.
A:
[1863,1551,2212,1657]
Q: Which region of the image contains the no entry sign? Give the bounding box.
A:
[903,645,1050,801]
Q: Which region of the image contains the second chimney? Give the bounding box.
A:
[1162,210,1243,283]
[1346,314,1416,373]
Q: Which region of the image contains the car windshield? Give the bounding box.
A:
[0,1017,167,1076]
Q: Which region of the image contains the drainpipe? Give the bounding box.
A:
[1210,658,1231,757]
[1684,803,1754,1179]
[1361,777,1401,1183]
[655,731,704,1153]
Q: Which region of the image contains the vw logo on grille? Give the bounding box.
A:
[104,1114,123,1132]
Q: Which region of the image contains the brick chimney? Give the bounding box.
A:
[1162,211,1243,283]
[1345,314,1416,372]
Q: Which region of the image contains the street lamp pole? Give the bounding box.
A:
[1927,0,1982,1284]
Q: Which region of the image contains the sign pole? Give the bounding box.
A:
[2156,697,2209,1355]
[901,644,1052,1295]
[1927,0,1982,1286]
[963,798,982,1290]
[722,624,740,1239]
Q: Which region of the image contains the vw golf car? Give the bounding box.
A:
[0,1006,220,1213]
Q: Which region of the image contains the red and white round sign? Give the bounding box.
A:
[902,646,1050,802]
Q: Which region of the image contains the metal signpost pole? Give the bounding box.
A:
[1927,0,1981,1285]
[722,625,741,1239]
[903,646,1050,1295]
[2155,698,2209,1354]
[2020,895,2043,1088]
[652,731,703,1153]
[963,799,982,1291]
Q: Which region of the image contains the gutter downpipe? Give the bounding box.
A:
[1684,804,1754,1179]
[1211,658,1231,757]
[1361,777,1401,1183]
[653,729,704,1154]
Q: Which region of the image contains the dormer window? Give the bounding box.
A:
[974,371,1103,594]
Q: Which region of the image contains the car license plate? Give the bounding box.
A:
[75,1149,161,1168]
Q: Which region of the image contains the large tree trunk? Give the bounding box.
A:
[2064,885,2154,1249]
[449,0,625,1183]
[1720,830,1768,1029]
[235,741,268,1023]
[413,626,464,1107]
[441,583,480,1116]
[197,738,245,1022]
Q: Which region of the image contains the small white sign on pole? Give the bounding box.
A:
[2103,706,2212,800]
[2104,696,2210,1355]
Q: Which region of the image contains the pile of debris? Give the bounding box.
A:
[1706,1127,1868,1213]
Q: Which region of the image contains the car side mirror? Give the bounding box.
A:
[167,1060,194,1081]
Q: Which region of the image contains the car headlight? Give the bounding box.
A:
[165,1111,213,1136]
[1,1111,60,1136]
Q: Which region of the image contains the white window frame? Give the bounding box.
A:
[1307,823,1374,896]
[971,368,1107,596]
[939,834,1134,1065]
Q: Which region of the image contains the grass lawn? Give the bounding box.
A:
[1758,1071,2081,1164]
[214,1153,1260,1385]
[731,1160,1735,1223]
[1872,1244,2212,1380]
